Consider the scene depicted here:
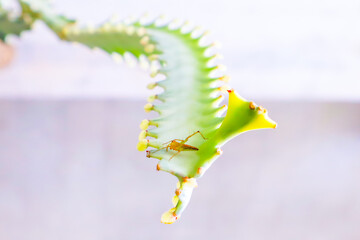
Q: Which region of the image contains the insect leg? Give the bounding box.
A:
[151,146,167,154]
[183,130,207,143]
[162,139,182,145]
[169,151,181,160]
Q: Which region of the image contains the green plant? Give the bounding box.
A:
[0,2,29,66]
[0,0,277,224]
[0,3,31,40]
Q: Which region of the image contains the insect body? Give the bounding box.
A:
[155,131,207,160]
[166,140,199,152]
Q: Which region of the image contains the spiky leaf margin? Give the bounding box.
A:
[17,1,277,224]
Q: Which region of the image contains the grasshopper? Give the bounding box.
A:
[154,131,207,160]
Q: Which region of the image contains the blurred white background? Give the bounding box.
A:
[0,0,359,100]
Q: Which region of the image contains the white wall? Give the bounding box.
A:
[0,0,359,100]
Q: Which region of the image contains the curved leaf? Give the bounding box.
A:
[17,2,277,224]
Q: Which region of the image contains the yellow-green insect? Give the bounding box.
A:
[155,131,207,160]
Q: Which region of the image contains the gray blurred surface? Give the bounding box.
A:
[0,100,359,240]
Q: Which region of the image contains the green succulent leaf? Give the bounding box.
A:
[62,23,152,59]
[18,0,75,38]
[137,23,277,223]
[16,2,277,224]
[0,4,32,41]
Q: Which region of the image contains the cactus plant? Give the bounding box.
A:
[1,0,277,224]
[0,2,32,66]
[0,2,32,40]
